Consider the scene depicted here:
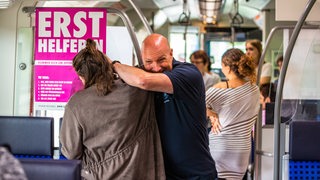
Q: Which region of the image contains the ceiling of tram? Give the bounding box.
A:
[131,0,268,22]
[129,0,274,26]
[9,0,274,29]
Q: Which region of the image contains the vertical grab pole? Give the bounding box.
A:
[107,7,144,66]
[254,25,284,180]
[128,0,153,35]
[273,0,317,179]
[254,25,317,180]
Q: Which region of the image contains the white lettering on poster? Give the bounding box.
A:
[89,12,104,37]
[38,12,51,37]
[38,39,104,52]
[38,11,104,38]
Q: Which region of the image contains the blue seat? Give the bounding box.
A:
[20,159,81,180]
[289,120,320,161]
[0,116,54,158]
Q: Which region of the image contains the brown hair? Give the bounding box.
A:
[190,50,210,65]
[246,39,262,60]
[260,83,276,102]
[72,39,113,96]
[276,55,283,65]
[222,48,256,84]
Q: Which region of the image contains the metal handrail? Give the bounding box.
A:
[256,150,273,157]
[255,24,318,180]
[128,0,152,35]
[273,0,317,179]
[107,7,144,66]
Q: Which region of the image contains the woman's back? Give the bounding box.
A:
[207,82,259,130]
[61,79,165,180]
[206,82,259,179]
[206,48,260,179]
[60,39,165,180]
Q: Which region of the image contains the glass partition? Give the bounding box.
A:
[256,25,320,180]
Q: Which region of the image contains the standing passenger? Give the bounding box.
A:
[60,39,165,180]
[190,50,220,91]
[111,33,217,179]
[245,39,272,85]
[206,48,260,179]
[273,55,283,90]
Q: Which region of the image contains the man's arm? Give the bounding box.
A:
[113,62,173,94]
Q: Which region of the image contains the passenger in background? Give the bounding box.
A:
[246,39,272,85]
[273,55,283,90]
[190,50,220,91]
[206,48,260,179]
[276,55,283,69]
[111,33,217,179]
[60,39,165,180]
[260,82,276,110]
[260,55,281,125]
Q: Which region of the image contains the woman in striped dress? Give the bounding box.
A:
[206,48,260,179]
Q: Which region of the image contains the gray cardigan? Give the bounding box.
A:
[60,79,165,180]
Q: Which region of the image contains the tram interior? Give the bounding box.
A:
[1,0,320,179]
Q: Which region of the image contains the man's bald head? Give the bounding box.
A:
[142,33,170,52]
[141,33,173,72]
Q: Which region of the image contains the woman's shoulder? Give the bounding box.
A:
[67,87,94,106]
[212,81,227,89]
[263,62,272,68]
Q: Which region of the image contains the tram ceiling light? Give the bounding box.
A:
[201,9,219,17]
[202,15,217,25]
[199,0,223,24]
[199,0,222,11]
[200,10,219,23]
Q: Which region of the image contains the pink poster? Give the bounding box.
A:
[34,8,107,110]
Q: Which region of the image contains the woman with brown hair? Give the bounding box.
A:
[190,50,220,91]
[206,48,260,179]
[60,39,165,180]
[245,39,272,85]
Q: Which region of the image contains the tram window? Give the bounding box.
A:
[106,26,133,66]
[209,41,246,69]
[169,26,200,62]
[208,41,246,80]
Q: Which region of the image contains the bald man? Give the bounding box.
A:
[112,33,217,179]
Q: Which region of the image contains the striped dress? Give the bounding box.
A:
[206,81,260,179]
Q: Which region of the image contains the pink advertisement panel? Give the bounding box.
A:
[34,8,106,108]
[34,65,78,102]
[35,7,106,59]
